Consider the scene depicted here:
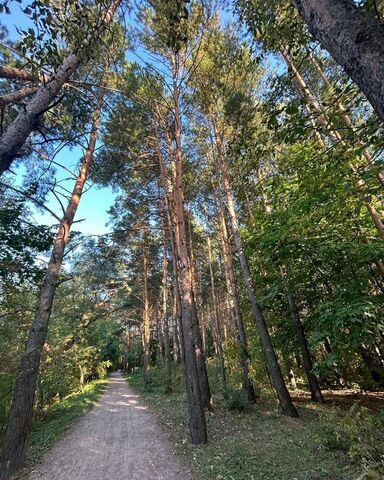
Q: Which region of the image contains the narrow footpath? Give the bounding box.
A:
[27,372,192,480]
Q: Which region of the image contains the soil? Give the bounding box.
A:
[26,372,192,480]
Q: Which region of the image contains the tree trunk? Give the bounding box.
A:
[207,236,227,390]
[159,111,211,410]
[283,279,324,403]
[308,52,384,187]
[0,94,103,479]
[154,123,183,367]
[160,217,172,384]
[0,0,120,177]
[214,124,298,417]
[142,234,151,377]
[292,0,384,122]
[282,49,384,240]
[170,53,207,443]
[155,300,161,363]
[217,204,257,403]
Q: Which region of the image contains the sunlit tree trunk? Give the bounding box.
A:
[142,232,151,377]
[160,216,172,384]
[0,94,104,479]
[163,113,211,410]
[154,122,183,367]
[169,53,207,443]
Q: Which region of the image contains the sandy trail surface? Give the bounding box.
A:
[27,372,192,480]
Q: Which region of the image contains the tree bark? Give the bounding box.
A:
[142,232,151,377]
[160,216,172,384]
[292,0,384,122]
[0,0,120,176]
[0,94,103,479]
[217,204,256,403]
[283,276,324,403]
[214,123,298,417]
[160,112,211,409]
[169,53,207,443]
[207,236,227,390]
[0,66,46,82]
[0,87,39,107]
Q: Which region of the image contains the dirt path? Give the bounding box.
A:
[27,372,192,480]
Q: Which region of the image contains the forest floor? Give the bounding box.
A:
[23,372,192,480]
[126,367,384,480]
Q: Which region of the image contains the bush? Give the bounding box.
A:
[224,387,252,412]
[316,404,384,477]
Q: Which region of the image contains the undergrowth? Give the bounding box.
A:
[126,365,382,480]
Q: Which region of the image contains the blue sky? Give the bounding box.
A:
[2,3,117,236]
[1,2,266,238]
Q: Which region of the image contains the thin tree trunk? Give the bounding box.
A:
[142,232,151,377]
[0,0,120,176]
[170,53,207,443]
[160,216,172,384]
[308,52,384,187]
[0,94,103,479]
[280,268,324,403]
[207,236,227,390]
[282,49,384,239]
[217,204,257,403]
[156,302,164,363]
[161,113,211,410]
[292,0,384,122]
[214,123,298,417]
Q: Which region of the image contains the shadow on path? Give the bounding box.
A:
[27,372,192,480]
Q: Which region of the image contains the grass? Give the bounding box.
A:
[26,378,108,466]
[126,367,365,480]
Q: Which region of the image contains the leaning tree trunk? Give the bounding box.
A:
[292,0,384,123]
[217,203,257,403]
[214,123,298,418]
[0,0,120,176]
[169,54,207,444]
[280,267,324,403]
[282,49,384,240]
[0,94,103,479]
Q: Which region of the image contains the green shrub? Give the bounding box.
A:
[224,387,252,412]
[316,404,384,477]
